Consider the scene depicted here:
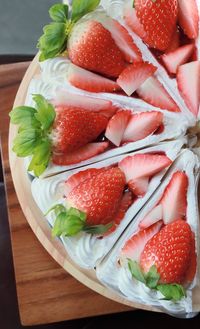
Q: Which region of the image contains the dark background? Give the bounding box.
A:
[0,0,200,328]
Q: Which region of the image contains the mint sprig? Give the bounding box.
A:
[38,1,100,61]
[47,205,113,237]
[128,260,186,301]
[9,94,55,177]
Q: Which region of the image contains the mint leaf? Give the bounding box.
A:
[38,22,67,61]
[49,4,68,22]
[28,139,51,177]
[33,95,56,131]
[156,284,186,301]
[128,260,146,284]
[12,129,41,157]
[9,106,40,129]
[145,265,160,289]
[71,0,100,22]
[83,222,113,235]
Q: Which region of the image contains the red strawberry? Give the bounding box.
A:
[134,0,178,51]
[105,110,132,146]
[117,62,157,96]
[161,44,195,74]
[140,220,193,284]
[159,171,188,224]
[137,76,180,112]
[124,6,147,40]
[139,205,163,229]
[178,0,199,39]
[67,167,126,226]
[122,111,163,143]
[120,221,163,263]
[52,107,108,153]
[67,63,121,93]
[68,20,126,78]
[165,28,180,54]
[52,142,109,166]
[184,232,197,283]
[119,153,172,197]
[64,168,106,196]
[177,61,200,117]
[105,191,133,236]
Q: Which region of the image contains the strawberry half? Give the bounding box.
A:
[137,76,180,112]
[67,63,121,93]
[117,62,157,96]
[122,111,164,143]
[140,220,193,284]
[105,110,132,146]
[177,61,200,117]
[165,28,180,54]
[52,106,108,153]
[178,0,199,39]
[134,0,178,51]
[124,6,147,40]
[139,205,163,229]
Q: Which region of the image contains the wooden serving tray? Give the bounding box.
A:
[7,56,200,322]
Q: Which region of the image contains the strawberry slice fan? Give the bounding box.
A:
[9,0,200,318]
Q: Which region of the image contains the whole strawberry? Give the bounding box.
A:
[140,219,193,284]
[134,0,178,51]
[52,106,108,153]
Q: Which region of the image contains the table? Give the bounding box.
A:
[0,62,131,326]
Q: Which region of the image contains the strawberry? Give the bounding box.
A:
[120,221,163,263]
[161,44,195,74]
[105,110,132,146]
[134,0,178,51]
[117,62,157,96]
[68,20,126,78]
[67,63,121,93]
[177,61,200,117]
[178,0,199,39]
[124,6,147,40]
[52,106,108,153]
[159,171,188,224]
[119,153,172,197]
[140,220,193,284]
[67,167,126,226]
[139,205,163,229]
[184,232,197,283]
[165,28,180,54]
[137,77,180,112]
[122,111,163,143]
[52,142,109,166]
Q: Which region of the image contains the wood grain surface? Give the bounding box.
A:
[0,62,131,326]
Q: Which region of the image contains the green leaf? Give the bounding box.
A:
[33,94,56,131]
[83,222,113,235]
[12,129,41,157]
[28,139,51,177]
[156,284,186,301]
[49,4,68,22]
[9,106,40,129]
[45,204,66,216]
[38,22,67,61]
[145,265,160,289]
[132,0,135,7]
[71,0,100,22]
[128,260,146,284]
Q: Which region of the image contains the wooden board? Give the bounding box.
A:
[0,61,132,326]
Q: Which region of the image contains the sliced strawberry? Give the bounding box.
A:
[52,90,114,113]
[122,111,163,143]
[128,177,149,197]
[159,171,188,224]
[124,6,147,39]
[137,76,180,112]
[139,205,163,229]
[165,28,180,54]
[105,110,132,146]
[117,62,157,96]
[178,0,199,39]
[64,168,106,196]
[105,191,133,236]
[177,61,200,117]
[120,221,163,263]
[67,63,120,93]
[52,142,109,166]
[161,44,195,74]
[184,232,197,283]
